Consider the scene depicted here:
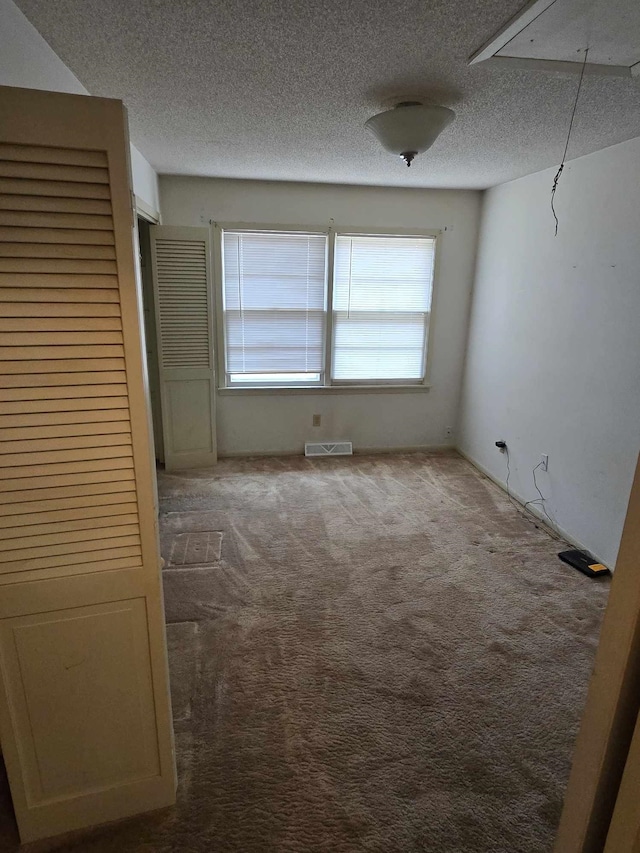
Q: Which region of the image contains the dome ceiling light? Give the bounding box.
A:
[365,101,455,167]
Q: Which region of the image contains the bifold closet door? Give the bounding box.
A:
[0,85,176,843]
[150,225,216,471]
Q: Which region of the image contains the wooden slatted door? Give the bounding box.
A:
[0,86,176,842]
[150,226,216,470]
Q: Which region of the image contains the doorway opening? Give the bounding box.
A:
[137,216,164,465]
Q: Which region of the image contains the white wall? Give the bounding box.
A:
[0,0,160,215]
[129,145,161,218]
[458,136,640,568]
[160,176,481,456]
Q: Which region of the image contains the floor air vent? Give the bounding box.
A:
[305,441,353,457]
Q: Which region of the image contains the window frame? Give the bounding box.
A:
[213,222,441,393]
[215,223,331,389]
[329,227,439,388]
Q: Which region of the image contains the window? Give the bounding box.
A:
[221,230,328,386]
[219,228,437,389]
[332,235,435,383]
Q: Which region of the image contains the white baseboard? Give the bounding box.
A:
[353,444,454,456]
[218,448,300,459]
[218,444,454,459]
[457,447,610,569]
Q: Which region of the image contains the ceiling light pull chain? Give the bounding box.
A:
[551,46,589,236]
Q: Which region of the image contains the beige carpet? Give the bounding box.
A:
[0,452,609,852]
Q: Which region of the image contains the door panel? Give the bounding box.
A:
[165,374,214,453]
[604,705,640,851]
[150,226,216,470]
[0,85,176,843]
[555,453,640,852]
[0,600,159,801]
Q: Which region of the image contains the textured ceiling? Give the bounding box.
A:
[13,0,640,189]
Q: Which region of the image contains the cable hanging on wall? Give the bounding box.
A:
[502,446,562,541]
[551,47,589,236]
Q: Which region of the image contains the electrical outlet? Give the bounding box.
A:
[312,414,321,427]
[445,426,453,438]
[540,454,548,472]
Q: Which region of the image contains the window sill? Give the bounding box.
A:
[217,384,432,396]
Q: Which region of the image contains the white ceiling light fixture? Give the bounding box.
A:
[365,101,455,167]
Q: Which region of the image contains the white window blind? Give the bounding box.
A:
[332,234,435,382]
[222,230,328,384]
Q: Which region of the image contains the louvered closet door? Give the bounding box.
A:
[150,226,216,471]
[0,86,176,843]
